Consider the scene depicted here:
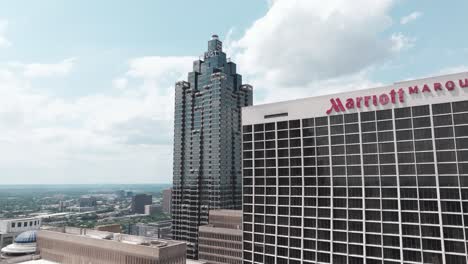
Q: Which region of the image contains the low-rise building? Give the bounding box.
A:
[198,210,242,264]
[36,227,186,264]
[144,204,162,215]
[0,218,42,250]
[129,221,172,239]
[1,230,38,259]
[78,196,97,208]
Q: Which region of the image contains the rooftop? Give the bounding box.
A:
[0,217,40,222]
[199,225,242,236]
[20,261,57,264]
[40,227,183,248]
[209,209,242,217]
[15,231,37,244]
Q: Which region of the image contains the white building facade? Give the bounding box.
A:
[241,72,468,264]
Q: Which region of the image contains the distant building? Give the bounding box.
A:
[0,218,42,250]
[126,191,134,198]
[131,194,152,214]
[162,188,172,214]
[198,210,242,264]
[78,196,97,208]
[36,227,186,264]
[58,201,64,212]
[129,221,172,240]
[77,207,95,213]
[95,224,121,234]
[115,190,125,199]
[144,204,162,215]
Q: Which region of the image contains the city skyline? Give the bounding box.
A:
[0,0,468,184]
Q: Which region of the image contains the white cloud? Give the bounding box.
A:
[23,58,76,78]
[231,0,403,93]
[390,32,415,52]
[0,55,193,183]
[0,19,11,48]
[224,0,417,106]
[400,11,422,25]
[112,77,128,90]
[255,70,383,105]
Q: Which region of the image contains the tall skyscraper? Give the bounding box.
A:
[241,72,468,264]
[172,35,253,259]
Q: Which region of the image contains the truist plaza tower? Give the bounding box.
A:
[172,35,253,259]
[242,72,468,264]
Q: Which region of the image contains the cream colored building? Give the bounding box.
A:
[198,210,242,264]
[36,227,186,264]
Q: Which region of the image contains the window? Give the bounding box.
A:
[412,105,430,116]
[432,103,451,115]
[453,100,468,112]
[377,109,392,120]
[395,107,411,118]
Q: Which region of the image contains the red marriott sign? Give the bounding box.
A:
[326,78,468,115]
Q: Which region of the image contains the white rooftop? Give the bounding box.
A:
[20,260,57,264]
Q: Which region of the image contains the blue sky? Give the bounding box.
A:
[0,0,466,184]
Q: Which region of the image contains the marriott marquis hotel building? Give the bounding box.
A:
[241,72,468,264]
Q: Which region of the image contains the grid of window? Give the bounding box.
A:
[242,100,468,264]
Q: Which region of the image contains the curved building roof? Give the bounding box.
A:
[1,231,37,257]
[14,230,37,244]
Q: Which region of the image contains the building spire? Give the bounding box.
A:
[207,34,222,52]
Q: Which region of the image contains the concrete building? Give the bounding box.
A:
[36,227,186,264]
[129,221,172,240]
[1,231,38,259]
[78,196,97,208]
[0,218,42,250]
[115,190,126,199]
[198,210,242,264]
[162,188,172,214]
[172,35,253,259]
[131,194,152,214]
[241,72,468,264]
[144,204,162,216]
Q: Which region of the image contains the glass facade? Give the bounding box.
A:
[242,100,468,264]
[172,35,253,259]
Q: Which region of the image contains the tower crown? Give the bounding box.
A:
[207,34,222,53]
